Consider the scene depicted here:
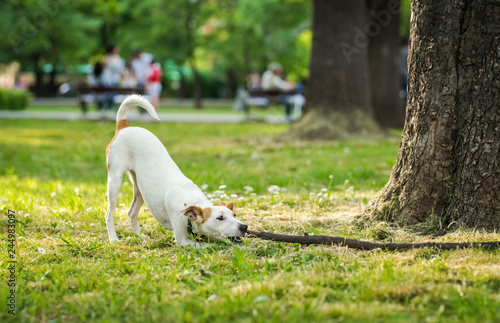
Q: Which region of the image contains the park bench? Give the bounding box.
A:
[77,85,144,114]
[234,87,305,120]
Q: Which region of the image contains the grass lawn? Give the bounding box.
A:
[1,119,499,322]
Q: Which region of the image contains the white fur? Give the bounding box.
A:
[105,95,247,247]
[116,95,160,122]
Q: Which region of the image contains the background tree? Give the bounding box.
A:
[371,0,500,230]
[291,0,379,139]
[0,0,411,106]
[117,0,211,108]
[0,0,101,95]
[204,0,311,98]
[367,0,405,128]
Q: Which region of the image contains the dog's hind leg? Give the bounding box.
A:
[126,171,147,238]
[105,167,125,242]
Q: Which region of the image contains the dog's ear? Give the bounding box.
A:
[182,206,212,223]
[218,201,234,211]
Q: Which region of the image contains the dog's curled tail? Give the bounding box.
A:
[116,94,161,122]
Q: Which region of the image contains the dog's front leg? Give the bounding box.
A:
[175,233,204,248]
[171,222,212,249]
[179,239,215,249]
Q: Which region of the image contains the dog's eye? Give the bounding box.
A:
[216,215,225,221]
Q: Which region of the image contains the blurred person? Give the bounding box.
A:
[262,63,296,92]
[262,63,297,122]
[105,44,124,86]
[104,44,124,112]
[122,59,138,88]
[15,73,29,89]
[88,61,113,110]
[146,59,162,110]
[131,50,150,114]
[247,72,261,89]
[131,50,147,90]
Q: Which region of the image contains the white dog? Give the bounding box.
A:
[105,95,247,247]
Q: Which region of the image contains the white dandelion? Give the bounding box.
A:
[267,185,280,194]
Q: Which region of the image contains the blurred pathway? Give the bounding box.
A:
[0,110,288,124]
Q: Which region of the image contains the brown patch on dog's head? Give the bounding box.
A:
[217,201,234,211]
[182,206,212,223]
[217,201,236,217]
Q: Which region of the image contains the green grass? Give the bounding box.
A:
[1,119,499,322]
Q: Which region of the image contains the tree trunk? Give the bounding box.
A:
[367,0,405,128]
[290,0,379,139]
[188,56,203,109]
[99,23,109,49]
[242,30,251,78]
[178,69,187,98]
[224,68,237,99]
[371,0,500,230]
[31,55,44,97]
[184,5,203,109]
[48,67,57,96]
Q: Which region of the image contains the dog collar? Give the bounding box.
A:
[187,219,194,236]
[187,220,204,240]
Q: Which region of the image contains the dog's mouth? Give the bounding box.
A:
[228,236,244,244]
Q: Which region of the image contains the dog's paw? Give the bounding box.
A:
[109,238,120,243]
[140,233,150,239]
[184,242,215,249]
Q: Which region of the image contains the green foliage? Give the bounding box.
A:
[205,0,312,81]
[0,88,29,110]
[0,0,412,98]
[0,0,101,66]
[400,0,411,36]
[0,0,313,96]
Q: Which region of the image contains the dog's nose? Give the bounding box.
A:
[239,224,248,233]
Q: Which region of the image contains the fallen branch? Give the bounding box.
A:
[246,230,500,251]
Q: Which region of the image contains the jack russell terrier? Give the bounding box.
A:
[105,95,248,247]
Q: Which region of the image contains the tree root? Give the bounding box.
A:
[276,110,382,141]
[247,230,500,251]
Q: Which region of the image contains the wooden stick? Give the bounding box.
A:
[246,230,500,251]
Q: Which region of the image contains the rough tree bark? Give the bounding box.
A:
[371,0,500,229]
[367,0,405,128]
[290,0,379,139]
